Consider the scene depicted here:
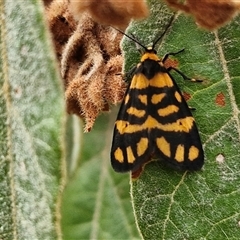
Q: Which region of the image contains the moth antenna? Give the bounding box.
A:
[130,33,144,54]
[112,27,148,51]
[152,15,175,50]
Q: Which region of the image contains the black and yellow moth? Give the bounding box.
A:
[111,28,204,177]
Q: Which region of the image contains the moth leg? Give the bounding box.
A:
[162,48,185,62]
[162,49,203,82]
[168,66,203,82]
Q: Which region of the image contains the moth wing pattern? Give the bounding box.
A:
[111,54,204,174]
[152,71,204,170]
[111,72,153,173]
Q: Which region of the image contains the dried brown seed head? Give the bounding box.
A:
[69,0,149,29]
[165,0,240,30]
[46,0,77,60]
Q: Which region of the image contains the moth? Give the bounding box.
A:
[111,24,204,178]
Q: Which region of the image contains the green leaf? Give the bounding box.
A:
[122,0,240,239]
[61,113,141,239]
[0,1,65,239]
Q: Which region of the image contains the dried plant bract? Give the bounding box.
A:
[165,0,240,30]
[46,0,77,61]
[45,0,126,131]
[69,0,149,29]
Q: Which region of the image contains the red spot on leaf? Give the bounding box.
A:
[183,91,192,101]
[131,167,143,180]
[131,157,153,179]
[163,58,179,69]
[215,92,225,106]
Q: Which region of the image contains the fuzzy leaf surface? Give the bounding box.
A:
[0,1,65,239]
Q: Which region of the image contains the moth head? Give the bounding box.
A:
[146,46,157,54]
[112,16,174,55]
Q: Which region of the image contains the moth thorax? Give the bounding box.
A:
[141,50,160,62]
